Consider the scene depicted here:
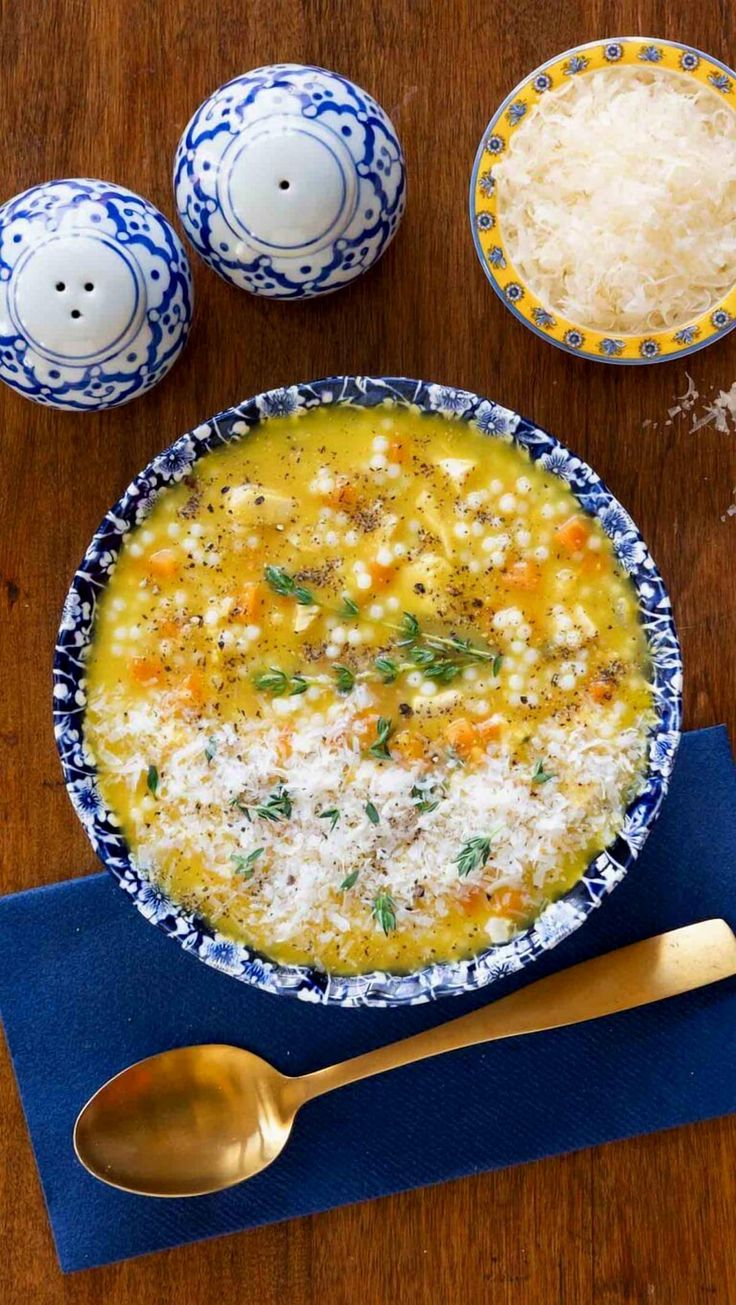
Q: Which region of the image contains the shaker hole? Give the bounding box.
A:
[279,179,290,190]
[70,309,82,319]
[84,282,94,292]
[56,282,66,292]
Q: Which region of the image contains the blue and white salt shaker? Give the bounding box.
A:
[174,64,406,299]
[0,179,193,410]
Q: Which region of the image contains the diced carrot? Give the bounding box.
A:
[351,710,379,743]
[325,477,358,509]
[130,656,163,685]
[589,679,613,703]
[580,551,605,576]
[232,581,262,622]
[158,617,181,638]
[459,884,488,917]
[148,548,180,578]
[502,559,539,590]
[180,669,204,705]
[276,728,293,761]
[388,439,406,464]
[476,718,503,743]
[556,515,589,553]
[488,887,529,919]
[369,560,395,586]
[445,718,478,758]
[393,729,426,763]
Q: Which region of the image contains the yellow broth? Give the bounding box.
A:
[84,404,653,974]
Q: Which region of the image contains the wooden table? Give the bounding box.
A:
[2,1,735,1300]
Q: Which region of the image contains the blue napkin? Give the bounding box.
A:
[1,726,735,1274]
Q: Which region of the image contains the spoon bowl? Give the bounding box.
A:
[74,1045,297,1196]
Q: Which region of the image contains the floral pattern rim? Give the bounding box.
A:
[470,37,736,366]
[54,377,682,1006]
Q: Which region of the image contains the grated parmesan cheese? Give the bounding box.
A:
[87,686,649,971]
[495,68,736,333]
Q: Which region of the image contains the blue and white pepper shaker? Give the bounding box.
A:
[174,64,406,299]
[0,179,192,410]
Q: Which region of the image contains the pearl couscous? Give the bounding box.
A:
[84,405,653,974]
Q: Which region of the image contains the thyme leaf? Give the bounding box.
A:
[532,758,555,784]
[319,807,341,833]
[371,893,396,934]
[410,778,445,814]
[146,764,159,797]
[368,716,394,761]
[340,869,359,891]
[375,655,399,683]
[333,663,356,694]
[365,800,380,825]
[231,848,264,879]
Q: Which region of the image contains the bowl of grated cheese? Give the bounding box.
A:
[470,37,736,364]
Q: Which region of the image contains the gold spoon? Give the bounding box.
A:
[74,919,736,1197]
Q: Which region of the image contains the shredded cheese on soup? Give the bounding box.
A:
[84,405,654,975]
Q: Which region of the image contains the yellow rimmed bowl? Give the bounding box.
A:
[470,37,736,365]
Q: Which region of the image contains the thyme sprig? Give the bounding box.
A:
[253,668,309,697]
[256,567,503,696]
[231,848,264,879]
[454,827,504,878]
[264,564,316,607]
[231,784,292,823]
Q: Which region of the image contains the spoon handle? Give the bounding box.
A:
[298,919,736,1102]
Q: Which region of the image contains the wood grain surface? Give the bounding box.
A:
[1,1,735,1300]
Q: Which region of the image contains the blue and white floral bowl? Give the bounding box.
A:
[0,179,192,409]
[174,65,406,299]
[54,377,682,1005]
[470,37,736,365]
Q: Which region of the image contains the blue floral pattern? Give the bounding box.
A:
[563,329,585,349]
[478,170,495,197]
[680,51,700,71]
[709,72,733,93]
[638,45,663,62]
[673,325,700,346]
[475,211,495,231]
[55,377,682,1006]
[533,73,553,93]
[0,180,192,410]
[604,44,624,62]
[506,100,527,124]
[485,133,505,154]
[487,246,506,268]
[505,282,524,302]
[640,339,661,359]
[563,55,589,75]
[174,65,406,300]
[711,309,733,330]
[530,307,554,328]
[599,338,624,357]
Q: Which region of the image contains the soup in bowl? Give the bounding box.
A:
[55,377,681,1005]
